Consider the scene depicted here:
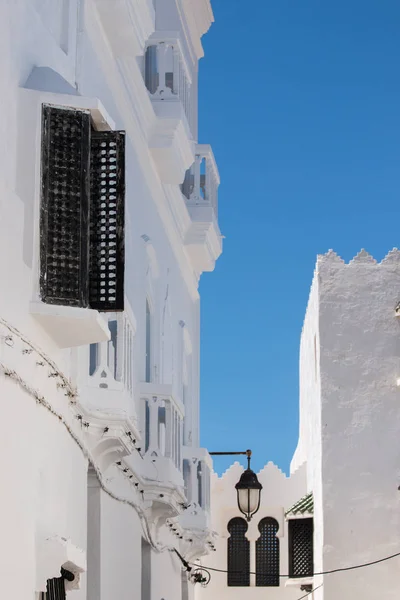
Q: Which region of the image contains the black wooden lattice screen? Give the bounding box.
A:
[89,131,125,311]
[227,517,250,587]
[42,576,65,600]
[40,106,90,307]
[256,517,280,586]
[41,568,74,599]
[40,105,125,311]
[288,518,314,577]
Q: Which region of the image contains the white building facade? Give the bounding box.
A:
[291,248,400,600]
[200,249,400,600]
[0,1,221,599]
[197,462,311,600]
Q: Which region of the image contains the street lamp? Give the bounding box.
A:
[209,449,262,522]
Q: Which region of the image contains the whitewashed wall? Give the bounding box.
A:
[294,249,400,600]
[0,0,218,598]
[197,462,307,600]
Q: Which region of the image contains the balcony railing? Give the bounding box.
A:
[144,33,193,131]
[140,384,184,472]
[181,144,220,218]
[88,312,135,396]
[182,447,212,512]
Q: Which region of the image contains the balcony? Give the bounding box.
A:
[179,447,212,532]
[145,32,195,184]
[183,145,223,274]
[76,310,141,471]
[138,383,185,492]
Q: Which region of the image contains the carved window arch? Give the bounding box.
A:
[256,517,280,586]
[227,517,250,587]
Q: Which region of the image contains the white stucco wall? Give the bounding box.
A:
[0,0,218,598]
[290,266,324,590]
[295,249,400,600]
[197,461,308,600]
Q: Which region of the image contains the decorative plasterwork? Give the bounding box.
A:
[167,518,216,561]
[176,0,214,60]
[184,207,222,275]
[0,317,184,552]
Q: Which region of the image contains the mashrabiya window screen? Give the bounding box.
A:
[288,517,314,577]
[40,568,74,599]
[227,517,250,587]
[40,104,125,312]
[256,517,280,586]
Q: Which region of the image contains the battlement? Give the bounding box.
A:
[317,247,400,267]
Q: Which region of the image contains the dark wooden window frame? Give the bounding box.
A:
[227,517,250,587]
[40,104,125,312]
[256,516,280,587]
[288,517,314,578]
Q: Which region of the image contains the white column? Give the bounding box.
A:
[173,46,180,96]
[156,42,167,96]
[191,458,198,506]
[97,339,108,372]
[165,400,172,458]
[192,154,202,202]
[148,395,159,453]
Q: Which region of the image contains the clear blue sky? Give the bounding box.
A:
[198,0,400,474]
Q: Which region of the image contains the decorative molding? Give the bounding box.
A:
[185,210,222,275]
[176,0,214,60]
[0,317,184,553]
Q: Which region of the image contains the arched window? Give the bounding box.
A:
[227,517,250,587]
[256,517,280,587]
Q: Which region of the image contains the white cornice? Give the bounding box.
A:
[176,0,214,60]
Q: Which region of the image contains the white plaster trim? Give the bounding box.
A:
[285,577,314,588]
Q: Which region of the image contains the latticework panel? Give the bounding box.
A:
[227,517,250,587]
[41,576,66,599]
[256,517,280,586]
[289,518,314,577]
[40,105,90,307]
[89,131,125,311]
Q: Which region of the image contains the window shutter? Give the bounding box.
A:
[43,576,65,600]
[256,517,280,586]
[89,131,125,311]
[288,518,314,578]
[227,517,250,587]
[40,105,90,307]
[41,568,74,599]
